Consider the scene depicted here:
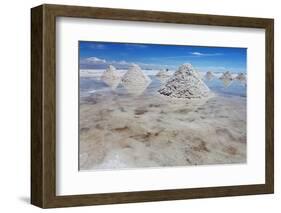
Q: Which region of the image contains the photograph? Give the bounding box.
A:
[29,4,274,208]
[79,41,247,171]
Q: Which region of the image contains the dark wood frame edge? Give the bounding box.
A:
[31,4,274,208]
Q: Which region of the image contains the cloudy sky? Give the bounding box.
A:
[79,41,247,73]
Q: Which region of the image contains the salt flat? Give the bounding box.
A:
[79,68,246,170]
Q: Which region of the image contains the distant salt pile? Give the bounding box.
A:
[205,71,214,80]
[121,64,151,95]
[236,73,247,81]
[156,69,171,77]
[122,64,151,84]
[158,63,210,99]
[219,71,233,80]
[100,65,121,89]
[156,69,172,84]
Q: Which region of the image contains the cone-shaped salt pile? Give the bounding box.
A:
[156,69,172,84]
[121,64,151,95]
[101,65,121,89]
[122,64,151,84]
[205,71,214,80]
[219,71,233,80]
[158,63,210,98]
[236,73,246,81]
[156,69,171,77]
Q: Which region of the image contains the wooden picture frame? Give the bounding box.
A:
[31,4,274,208]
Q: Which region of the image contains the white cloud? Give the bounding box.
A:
[190,52,223,56]
[81,56,175,70]
[191,52,204,56]
[81,57,135,68]
[83,57,106,64]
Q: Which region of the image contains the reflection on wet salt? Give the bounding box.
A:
[221,78,233,88]
[101,78,121,89]
[237,79,247,87]
[122,81,151,95]
[156,75,170,84]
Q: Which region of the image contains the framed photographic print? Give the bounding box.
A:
[31,4,274,208]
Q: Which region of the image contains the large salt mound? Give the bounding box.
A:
[158,63,210,99]
[100,65,121,89]
[219,71,233,80]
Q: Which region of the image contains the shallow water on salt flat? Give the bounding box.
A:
[79,71,247,170]
[80,74,246,101]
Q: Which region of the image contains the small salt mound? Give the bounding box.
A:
[158,63,210,99]
[121,64,151,84]
[101,65,121,89]
[205,71,214,80]
[156,69,172,84]
[120,64,151,95]
[156,69,171,77]
[219,71,233,80]
[236,73,247,81]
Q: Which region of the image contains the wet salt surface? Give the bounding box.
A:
[79,74,247,170]
[80,75,246,100]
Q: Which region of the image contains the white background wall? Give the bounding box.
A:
[0,0,279,212]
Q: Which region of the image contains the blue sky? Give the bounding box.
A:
[79,41,247,73]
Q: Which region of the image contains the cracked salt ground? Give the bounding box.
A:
[95,151,133,169]
[93,141,160,170]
